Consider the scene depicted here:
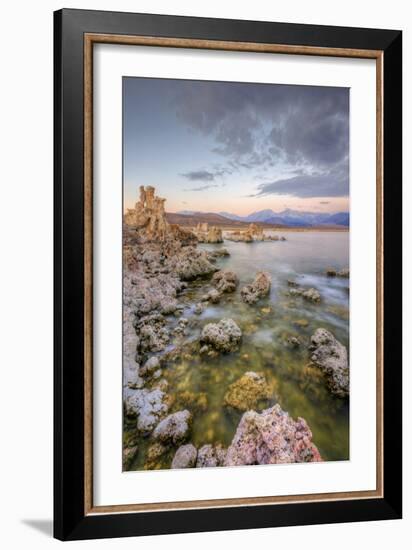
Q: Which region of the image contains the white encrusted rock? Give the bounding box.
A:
[200,318,242,353]
[171,444,198,469]
[152,410,192,444]
[309,328,349,397]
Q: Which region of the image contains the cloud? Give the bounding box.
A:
[184,184,220,192]
[173,80,349,197]
[253,161,348,198]
[181,170,215,182]
[319,200,330,204]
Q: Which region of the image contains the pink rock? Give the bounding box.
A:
[224,404,322,466]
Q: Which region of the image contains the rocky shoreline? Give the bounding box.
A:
[123,186,349,470]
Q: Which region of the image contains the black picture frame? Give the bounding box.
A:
[54,8,402,541]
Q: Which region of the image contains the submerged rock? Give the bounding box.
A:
[292,318,309,328]
[338,268,350,278]
[152,410,192,444]
[194,302,206,315]
[125,387,169,435]
[309,328,349,398]
[326,267,349,278]
[224,372,272,411]
[176,391,208,412]
[171,444,198,469]
[288,287,321,303]
[145,442,168,470]
[285,336,301,348]
[241,272,271,305]
[302,288,321,303]
[200,318,242,353]
[205,288,221,304]
[207,248,230,261]
[196,444,227,467]
[224,404,322,466]
[122,445,138,470]
[211,270,239,294]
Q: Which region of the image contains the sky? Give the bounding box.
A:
[123,77,349,215]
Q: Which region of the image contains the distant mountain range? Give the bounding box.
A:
[176,208,349,227]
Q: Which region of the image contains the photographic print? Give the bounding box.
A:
[122,77,350,472]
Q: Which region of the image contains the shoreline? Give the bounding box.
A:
[123,186,350,471]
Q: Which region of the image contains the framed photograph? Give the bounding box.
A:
[54,9,402,541]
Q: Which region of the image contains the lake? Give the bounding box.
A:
[131,231,350,469]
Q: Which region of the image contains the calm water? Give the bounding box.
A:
[130,231,350,469]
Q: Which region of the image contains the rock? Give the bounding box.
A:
[160,298,178,315]
[207,248,230,261]
[293,318,309,328]
[224,372,272,411]
[309,328,349,397]
[194,302,206,315]
[206,226,223,243]
[326,267,349,278]
[123,319,144,388]
[152,410,192,444]
[206,289,221,304]
[123,445,138,469]
[173,247,218,280]
[224,404,322,466]
[134,313,170,355]
[125,387,169,435]
[123,363,144,389]
[241,272,271,304]
[286,336,301,348]
[338,268,350,278]
[211,270,239,294]
[226,224,280,243]
[176,391,208,412]
[302,288,321,303]
[139,356,160,377]
[169,224,198,246]
[194,223,223,243]
[124,266,184,319]
[226,230,254,243]
[200,318,242,353]
[171,444,198,469]
[287,279,299,287]
[288,287,321,303]
[196,444,227,467]
[126,185,170,242]
[145,442,168,470]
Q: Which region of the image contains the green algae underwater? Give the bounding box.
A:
[125,231,350,471]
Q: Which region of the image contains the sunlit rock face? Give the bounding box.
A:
[125,185,197,246]
[195,222,223,243]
